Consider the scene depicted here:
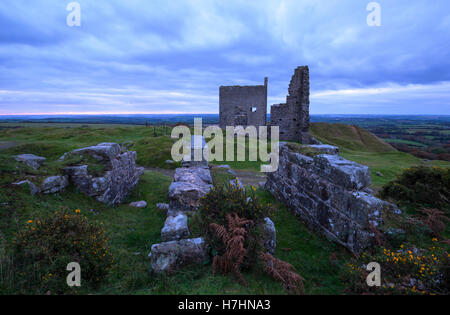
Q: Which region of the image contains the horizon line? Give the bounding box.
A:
[0,113,449,117]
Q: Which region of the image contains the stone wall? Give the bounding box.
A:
[62,143,144,205]
[265,143,399,253]
[219,78,268,129]
[270,66,310,143]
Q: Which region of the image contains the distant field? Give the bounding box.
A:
[0,122,141,128]
[384,138,427,147]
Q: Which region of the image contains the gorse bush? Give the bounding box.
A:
[343,240,449,295]
[11,209,113,294]
[380,166,449,211]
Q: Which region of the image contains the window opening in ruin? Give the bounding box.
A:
[251,107,257,113]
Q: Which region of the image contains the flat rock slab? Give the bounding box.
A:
[41,176,69,194]
[161,213,190,242]
[174,167,213,185]
[129,201,147,208]
[314,154,371,190]
[306,144,339,155]
[168,166,213,212]
[14,154,46,169]
[149,238,208,273]
[70,143,121,161]
[168,181,212,212]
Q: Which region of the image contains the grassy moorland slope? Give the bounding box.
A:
[310,123,450,188]
[0,123,448,294]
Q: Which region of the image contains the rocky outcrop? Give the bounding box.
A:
[14,154,46,170]
[41,175,69,194]
[149,238,208,273]
[265,143,399,253]
[62,143,144,205]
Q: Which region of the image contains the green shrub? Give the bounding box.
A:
[380,166,449,212]
[193,182,271,270]
[11,209,113,294]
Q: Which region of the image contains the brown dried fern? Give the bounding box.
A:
[418,208,449,237]
[210,213,253,285]
[260,252,305,295]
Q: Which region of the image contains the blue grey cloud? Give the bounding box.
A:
[0,0,449,114]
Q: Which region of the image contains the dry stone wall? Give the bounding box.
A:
[265,143,400,253]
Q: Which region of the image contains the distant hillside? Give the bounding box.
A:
[310,123,395,153]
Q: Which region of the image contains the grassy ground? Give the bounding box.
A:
[0,123,448,294]
[309,123,450,188]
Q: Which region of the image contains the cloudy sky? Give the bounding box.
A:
[0,0,449,115]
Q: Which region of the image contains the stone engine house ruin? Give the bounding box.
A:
[271,66,310,143]
[218,66,311,143]
[219,78,268,129]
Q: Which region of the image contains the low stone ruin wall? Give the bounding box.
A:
[149,141,212,273]
[265,143,399,253]
[62,143,144,205]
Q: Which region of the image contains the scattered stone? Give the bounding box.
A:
[14,154,46,169]
[13,180,40,195]
[129,201,147,208]
[165,160,175,165]
[376,171,384,177]
[156,203,170,211]
[40,176,69,194]
[62,143,143,205]
[149,237,208,273]
[265,143,400,253]
[264,218,277,255]
[161,213,190,242]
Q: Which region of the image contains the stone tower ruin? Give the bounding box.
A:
[219,78,268,129]
[270,66,310,143]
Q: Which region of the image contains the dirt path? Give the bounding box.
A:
[233,169,266,186]
[144,166,266,187]
[144,167,175,178]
